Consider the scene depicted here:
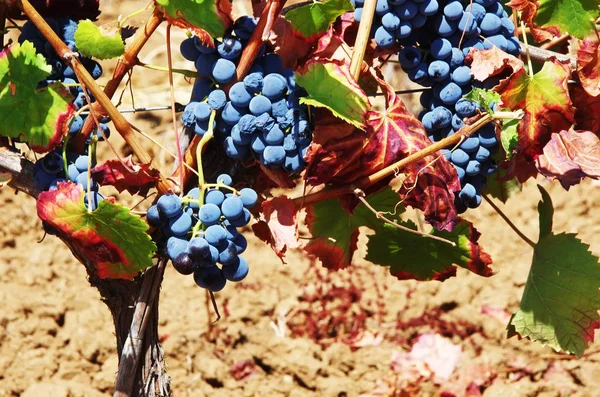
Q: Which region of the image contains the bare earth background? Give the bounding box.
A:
[1,2,600,396]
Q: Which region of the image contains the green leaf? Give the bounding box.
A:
[36,182,156,280]
[508,186,600,357]
[483,165,521,203]
[74,20,125,60]
[463,88,501,114]
[0,41,73,152]
[305,188,402,270]
[537,0,599,40]
[285,0,354,40]
[156,0,232,39]
[366,220,493,281]
[295,61,369,129]
[501,118,519,159]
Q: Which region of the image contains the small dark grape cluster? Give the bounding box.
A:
[147,174,257,292]
[379,0,519,212]
[18,18,110,141]
[34,149,104,210]
[179,17,312,173]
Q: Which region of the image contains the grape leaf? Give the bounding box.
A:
[156,0,232,43]
[36,182,156,280]
[484,166,522,203]
[463,88,502,114]
[285,0,354,41]
[466,47,524,82]
[570,84,600,135]
[575,39,600,97]
[508,185,600,357]
[305,188,401,270]
[0,41,74,152]
[306,80,461,231]
[497,58,575,160]
[501,118,519,159]
[536,129,600,188]
[91,156,160,195]
[295,60,369,129]
[508,0,599,41]
[252,196,300,261]
[74,20,125,60]
[366,220,493,281]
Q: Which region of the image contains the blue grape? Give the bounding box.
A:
[452,114,464,130]
[428,60,450,81]
[193,36,216,54]
[375,0,390,15]
[169,212,192,236]
[480,13,501,35]
[382,13,401,30]
[399,46,422,69]
[217,36,243,60]
[485,35,508,51]
[234,16,257,40]
[195,53,219,77]
[194,102,212,121]
[457,12,478,35]
[431,38,452,59]
[354,8,363,22]
[396,21,412,38]
[449,48,465,69]
[180,38,201,61]
[232,234,248,254]
[217,174,233,186]
[218,241,239,265]
[231,125,252,145]
[262,74,287,100]
[208,89,227,110]
[167,236,188,260]
[450,148,469,166]
[395,2,418,20]
[501,18,516,36]
[84,191,104,211]
[272,98,290,118]
[173,252,196,275]
[228,208,251,227]
[435,14,457,37]
[475,145,491,161]
[244,72,264,94]
[466,160,481,176]
[198,203,221,226]
[221,196,244,219]
[412,13,428,28]
[222,257,249,282]
[239,188,258,208]
[188,237,210,259]
[204,225,227,246]
[158,194,183,218]
[264,125,285,145]
[224,136,248,159]
[478,124,497,147]
[375,27,395,48]
[452,66,471,86]
[251,134,267,153]
[237,114,257,135]
[75,155,89,172]
[255,113,276,132]
[459,137,479,152]
[147,205,165,226]
[192,79,214,101]
[249,95,272,116]
[466,3,487,23]
[263,146,286,166]
[76,172,97,192]
[229,82,253,107]
[222,102,246,125]
[68,115,83,135]
[205,189,225,206]
[212,58,236,83]
[438,82,462,105]
[194,266,226,292]
[419,0,438,16]
[444,1,463,20]
[261,53,283,74]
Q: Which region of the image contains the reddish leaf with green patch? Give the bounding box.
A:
[37,182,156,280]
[91,156,159,196]
[0,41,74,152]
[306,79,460,231]
[576,39,600,97]
[156,0,233,44]
[285,0,353,42]
[252,196,299,261]
[570,84,600,134]
[507,0,599,42]
[536,129,600,188]
[497,58,575,160]
[366,220,493,281]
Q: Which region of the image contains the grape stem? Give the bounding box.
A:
[18,0,174,194]
[292,112,497,208]
[86,138,97,214]
[190,110,217,238]
[518,40,576,68]
[349,0,376,81]
[483,194,536,248]
[166,23,185,191]
[136,60,197,77]
[519,13,534,78]
[354,188,457,247]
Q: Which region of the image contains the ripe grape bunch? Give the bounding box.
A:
[179,16,313,173]
[146,174,257,292]
[18,18,111,141]
[367,0,520,212]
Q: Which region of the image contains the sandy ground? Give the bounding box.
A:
[1,2,600,396]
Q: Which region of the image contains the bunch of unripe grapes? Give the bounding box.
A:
[179,16,312,173]
[147,174,257,292]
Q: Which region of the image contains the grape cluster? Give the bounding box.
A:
[34,149,104,210]
[381,0,519,212]
[147,174,257,291]
[18,18,110,141]
[179,17,312,173]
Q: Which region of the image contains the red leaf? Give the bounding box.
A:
[536,129,600,188]
[251,196,299,261]
[466,47,524,82]
[270,16,313,68]
[91,156,159,196]
[576,39,600,97]
[258,163,296,189]
[506,0,561,42]
[497,58,575,160]
[571,83,600,134]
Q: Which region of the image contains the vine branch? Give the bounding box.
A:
[349,0,376,80]
[18,0,174,195]
[293,113,496,208]
[518,40,576,68]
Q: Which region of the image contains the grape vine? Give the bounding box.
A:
[0,0,599,394]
